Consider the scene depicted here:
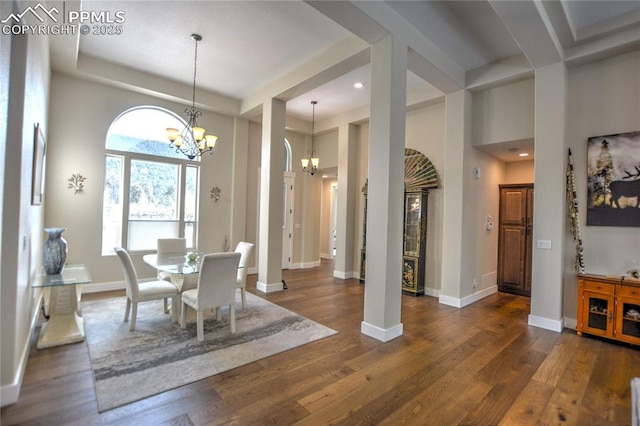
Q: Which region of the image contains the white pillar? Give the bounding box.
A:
[256,98,286,293]
[440,90,473,306]
[334,122,358,279]
[361,35,407,342]
[529,62,567,332]
[230,117,249,248]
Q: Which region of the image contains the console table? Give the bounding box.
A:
[577,273,640,345]
[33,264,92,349]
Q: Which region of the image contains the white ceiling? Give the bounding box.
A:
[51,0,640,161]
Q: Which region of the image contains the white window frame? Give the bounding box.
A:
[102,107,200,255]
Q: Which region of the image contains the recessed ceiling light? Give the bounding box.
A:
[519,152,529,157]
[354,82,364,89]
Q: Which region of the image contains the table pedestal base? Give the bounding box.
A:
[37,312,84,349]
[37,284,84,349]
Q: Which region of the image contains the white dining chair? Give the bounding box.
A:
[114,247,179,331]
[156,238,186,313]
[180,252,241,342]
[234,242,254,309]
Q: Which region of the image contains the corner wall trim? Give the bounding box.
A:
[361,321,403,342]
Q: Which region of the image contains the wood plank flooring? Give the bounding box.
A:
[3,260,640,425]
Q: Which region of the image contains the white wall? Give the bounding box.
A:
[355,101,450,294]
[320,178,337,258]
[1,26,50,405]
[245,123,323,268]
[405,103,446,292]
[47,73,236,284]
[505,160,534,184]
[564,50,640,319]
[473,78,534,146]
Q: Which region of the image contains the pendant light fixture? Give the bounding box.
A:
[301,100,319,175]
[166,33,217,160]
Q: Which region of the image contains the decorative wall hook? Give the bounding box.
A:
[210,186,222,202]
[68,173,86,194]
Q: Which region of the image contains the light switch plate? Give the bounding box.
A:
[537,240,552,250]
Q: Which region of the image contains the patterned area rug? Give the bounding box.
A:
[82,292,337,412]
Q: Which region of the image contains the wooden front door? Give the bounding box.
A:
[497,184,534,296]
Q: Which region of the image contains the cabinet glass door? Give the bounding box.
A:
[585,293,612,333]
[404,194,421,256]
[620,300,640,340]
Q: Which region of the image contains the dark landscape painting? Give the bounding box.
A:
[587,130,640,227]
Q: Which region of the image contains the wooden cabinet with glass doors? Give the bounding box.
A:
[577,274,640,345]
[402,189,428,296]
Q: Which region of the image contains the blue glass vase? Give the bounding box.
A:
[43,228,67,275]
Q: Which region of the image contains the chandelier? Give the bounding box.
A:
[301,100,320,175]
[166,34,217,160]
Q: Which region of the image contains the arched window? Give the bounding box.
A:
[102,106,199,254]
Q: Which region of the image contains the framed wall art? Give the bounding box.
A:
[31,123,46,205]
[586,130,640,227]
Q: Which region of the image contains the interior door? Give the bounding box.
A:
[282,173,294,269]
[497,184,534,296]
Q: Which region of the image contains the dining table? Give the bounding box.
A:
[143,252,203,292]
[143,252,243,319]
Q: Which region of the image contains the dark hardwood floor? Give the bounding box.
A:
[3,259,639,425]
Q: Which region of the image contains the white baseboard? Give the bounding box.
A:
[424,287,440,298]
[564,317,577,330]
[438,285,497,308]
[333,270,357,279]
[289,260,321,270]
[361,321,403,342]
[1,292,43,407]
[529,314,563,333]
[320,253,332,260]
[256,280,284,293]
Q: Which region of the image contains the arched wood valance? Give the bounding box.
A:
[405,148,439,191]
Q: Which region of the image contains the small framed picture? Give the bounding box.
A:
[32,123,46,205]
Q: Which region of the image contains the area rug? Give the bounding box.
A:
[82,292,337,412]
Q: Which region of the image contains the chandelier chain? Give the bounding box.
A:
[301,100,319,175]
[191,34,198,108]
[310,100,316,155]
[166,33,217,160]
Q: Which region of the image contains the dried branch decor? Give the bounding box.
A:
[68,173,86,194]
[210,186,221,202]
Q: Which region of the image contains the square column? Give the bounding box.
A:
[334,122,358,279]
[440,90,473,305]
[361,35,407,342]
[529,62,567,332]
[257,98,286,293]
[230,117,249,247]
